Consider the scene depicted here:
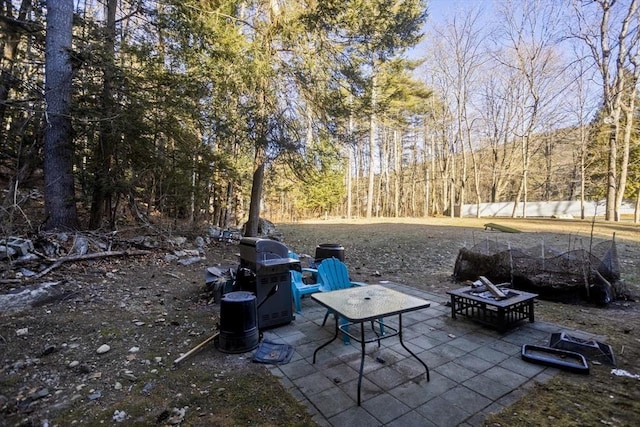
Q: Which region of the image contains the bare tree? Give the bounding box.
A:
[571,0,640,221]
[478,73,520,204]
[565,44,599,219]
[426,68,457,217]
[617,44,640,220]
[427,6,488,217]
[496,0,566,218]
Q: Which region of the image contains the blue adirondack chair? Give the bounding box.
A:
[317,258,384,344]
[289,252,321,313]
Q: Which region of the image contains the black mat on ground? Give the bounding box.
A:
[252,341,295,364]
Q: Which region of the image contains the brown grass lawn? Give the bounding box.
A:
[1,216,638,426]
[279,217,640,427]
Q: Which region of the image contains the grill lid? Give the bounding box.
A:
[239,237,300,272]
[239,237,288,261]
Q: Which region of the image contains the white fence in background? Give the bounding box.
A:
[460,200,636,218]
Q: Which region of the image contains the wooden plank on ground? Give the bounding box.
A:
[484,223,521,233]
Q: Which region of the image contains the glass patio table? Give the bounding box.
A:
[311,284,431,405]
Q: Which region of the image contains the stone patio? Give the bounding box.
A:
[261,282,597,426]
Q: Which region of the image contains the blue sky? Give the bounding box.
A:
[426,0,493,22]
[408,0,494,59]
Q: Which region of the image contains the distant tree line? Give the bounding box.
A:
[267,0,640,223]
[0,0,638,235]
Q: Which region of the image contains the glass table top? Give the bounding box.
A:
[311,284,431,322]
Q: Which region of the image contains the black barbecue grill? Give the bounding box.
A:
[236,237,300,329]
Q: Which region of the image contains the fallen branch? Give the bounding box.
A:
[0,250,152,284]
[34,250,152,279]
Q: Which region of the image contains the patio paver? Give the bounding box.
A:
[260,282,601,426]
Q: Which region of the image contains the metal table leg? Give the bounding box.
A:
[357,322,366,405]
[397,314,430,381]
[313,315,339,364]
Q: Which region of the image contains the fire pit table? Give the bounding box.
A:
[447,286,537,332]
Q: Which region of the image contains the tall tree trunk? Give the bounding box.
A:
[511,135,524,219]
[424,165,430,217]
[512,134,529,218]
[466,128,481,218]
[459,141,466,218]
[245,73,269,237]
[89,0,117,229]
[522,135,529,218]
[244,0,279,235]
[345,145,352,218]
[189,154,196,223]
[449,140,455,218]
[410,132,418,216]
[346,145,353,219]
[580,123,587,219]
[366,73,377,219]
[380,127,389,216]
[220,182,233,228]
[615,80,638,220]
[456,109,465,218]
[605,121,618,220]
[394,129,401,217]
[635,189,639,224]
[245,147,266,237]
[43,0,78,230]
[426,127,435,216]
[346,100,354,219]
[356,138,363,216]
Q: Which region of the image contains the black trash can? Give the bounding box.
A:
[218,291,259,353]
[315,243,345,263]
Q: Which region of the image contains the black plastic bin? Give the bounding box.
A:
[314,243,345,263]
[218,291,259,353]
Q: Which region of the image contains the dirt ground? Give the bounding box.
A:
[1,217,639,426]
